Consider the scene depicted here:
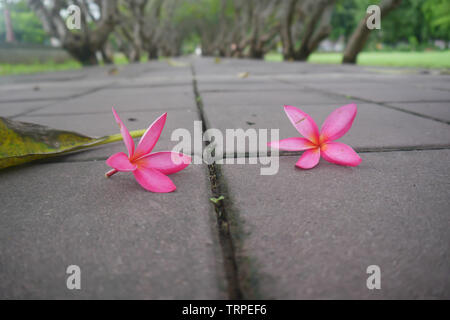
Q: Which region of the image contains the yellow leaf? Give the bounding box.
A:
[167,59,189,67]
[108,67,119,75]
[0,117,145,170]
[237,72,249,79]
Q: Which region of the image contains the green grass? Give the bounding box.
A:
[265,51,450,69]
[2,50,448,76]
[0,60,82,75]
[0,53,150,76]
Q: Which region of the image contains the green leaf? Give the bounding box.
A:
[0,117,145,170]
[209,195,225,204]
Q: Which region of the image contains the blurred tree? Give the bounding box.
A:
[380,0,427,45]
[280,0,336,61]
[247,0,281,59]
[2,0,446,68]
[114,0,147,62]
[114,0,183,62]
[329,0,445,49]
[175,0,237,57]
[0,0,48,44]
[141,0,164,59]
[329,0,360,42]
[422,0,450,45]
[179,0,281,59]
[157,0,183,57]
[343,0,402,64]
[28,0,119,65]
[2,0,16,42]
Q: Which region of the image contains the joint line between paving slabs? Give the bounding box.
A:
[9,82,118,119]
[229,145,450,159]
[276,79,450,125]
[191,64,246,300]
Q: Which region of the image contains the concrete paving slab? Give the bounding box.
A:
[0,78,114,92]
[114,77,192,89]
[193,58,371,76]
[201,103,450,155]
[193,64,443,88]
[0,69,89,85]
[196,79,300,93]
[200,90,353,108]
[389,102,450,123]
[0,161,224,299]
[304,82,450,103]
[29,86,196,116]
[260,68,450,94]
[0,59,191,88]
[220,150,450,299]
[272,73,427,87]
[0,100,52,117]
[0,86,97,103]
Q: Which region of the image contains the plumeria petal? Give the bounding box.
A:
[112,107,135,157]
[106,152,137,172]
[133,113,167,160]
[284,105,320,144]
[133,167,176,193]
[268,137,316,151]
[135,152,191,175]
[295,148,320,169]
[321,142,362,167]
[320,103,357,143]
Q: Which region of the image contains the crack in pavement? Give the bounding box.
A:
[191,64,246,300]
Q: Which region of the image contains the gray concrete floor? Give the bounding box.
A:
[0,57,449,299]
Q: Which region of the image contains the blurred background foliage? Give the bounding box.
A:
[0,0,449,74]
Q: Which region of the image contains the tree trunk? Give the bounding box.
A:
[295,0,335,61]
[100,43,114,64]
[343,0,402,64]
[3,1,16,43]
[65,42,98,65]
[28,0,118,66]
[280,0,298,60]
[148,47,158,60]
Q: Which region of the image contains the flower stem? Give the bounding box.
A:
[105,168,118,178]
[95,129,147,147]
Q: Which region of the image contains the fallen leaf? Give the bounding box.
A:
[237,72,249,79]
[167,59,189,67]
[108,67,119,75]
[0,117,145,170]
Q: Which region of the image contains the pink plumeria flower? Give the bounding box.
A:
[105,107,191,193]
[268,104,362,169]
